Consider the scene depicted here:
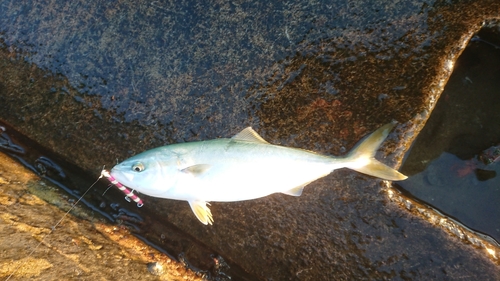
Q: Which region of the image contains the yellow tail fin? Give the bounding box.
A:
[346,123,407,181]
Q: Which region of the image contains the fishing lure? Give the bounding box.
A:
[101,169,144,207]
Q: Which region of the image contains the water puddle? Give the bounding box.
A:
[395,22,500,251]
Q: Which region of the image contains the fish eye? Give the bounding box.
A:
[132,162,145,172]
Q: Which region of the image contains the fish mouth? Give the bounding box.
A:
[110,167,135,186]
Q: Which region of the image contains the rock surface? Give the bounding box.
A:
[1,0,500,280]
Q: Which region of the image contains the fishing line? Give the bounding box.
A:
[102,184,113,196]
[5,171,104,281]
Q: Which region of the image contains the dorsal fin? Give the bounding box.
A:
[232,127,269,144]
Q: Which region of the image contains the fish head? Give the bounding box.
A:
[110,148,180,196]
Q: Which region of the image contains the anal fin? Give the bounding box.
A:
[188,200,214,225]
[281,182,311,196]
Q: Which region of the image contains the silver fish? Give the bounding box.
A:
[110,123,407,225]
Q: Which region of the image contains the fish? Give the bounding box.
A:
[110,123,407,225]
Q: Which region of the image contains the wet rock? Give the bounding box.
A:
[1,0,500,280]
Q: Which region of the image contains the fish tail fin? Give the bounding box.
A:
[344,123,407,181]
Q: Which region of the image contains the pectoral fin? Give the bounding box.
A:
[181,164,211,176]
[188,200,214,225]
